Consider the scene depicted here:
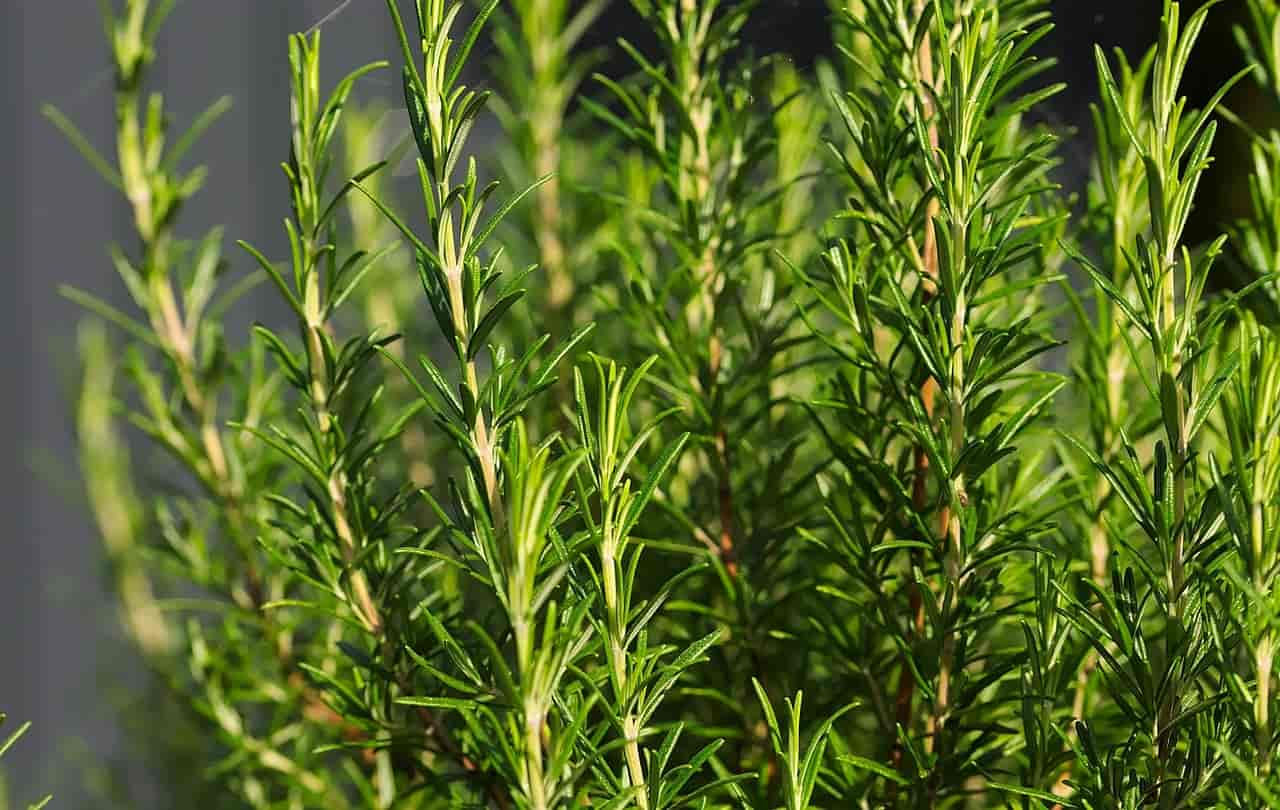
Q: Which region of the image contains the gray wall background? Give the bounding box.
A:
[1,0,1165,806]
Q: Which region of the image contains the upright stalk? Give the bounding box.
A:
[109,1,252,570]
[923,7,976,769]
[573,359,677,807]
[1147,21,1194,783]
[570,356,717,805]
[1219,314,1280,784]
[1063,51,1153,773]
[894,0,942,777]
[52,2,364,800]
[667,0,739,576]
[1074,5,1246,804]
[819,2,1065,803]
[588,3,793,778]
[1248,375,1278,776]
[373,2,597,805]
[1234,8,1280,778]
[243,32,389,636]
[493,0,607,327]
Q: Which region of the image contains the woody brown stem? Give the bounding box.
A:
[889,2,941,799]
[715,422,738,578]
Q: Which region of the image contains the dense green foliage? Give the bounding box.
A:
[37,0,1280,806]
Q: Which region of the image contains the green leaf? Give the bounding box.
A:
[1188,350,1239,442]
[42,104,124,191]
[987,781,1073,806]
[60,285,160,347]
[238,240,303,316]
[468,289,525,360]
[466,174,555,259]
[165,94,233,171]
[835,754,908,786]
[0,719,32,759]
[395,696,479,711]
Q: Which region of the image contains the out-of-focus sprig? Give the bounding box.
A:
[490,0,609,338]
[1238,0,1280,105]
[0,714,50,810]
[48,1,346,804]
[1201,8,1280,802]
[1052,44,1158,803]
[1212,314,1280,800]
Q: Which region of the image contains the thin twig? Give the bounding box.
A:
[890,0,942,796]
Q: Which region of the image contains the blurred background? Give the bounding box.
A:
[0,0,1260,805]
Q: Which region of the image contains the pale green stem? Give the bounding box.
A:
[930,217,967,766]
[602,525,648,806]
[1253,455,1273,774]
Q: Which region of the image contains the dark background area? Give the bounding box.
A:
[0,0,1248,804]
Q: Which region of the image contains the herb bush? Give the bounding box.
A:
[37,0,1280,807]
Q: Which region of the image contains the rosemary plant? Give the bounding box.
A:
[804,0,1066,803]
[1063,5,1252,806]
[1207,2,1280,803]
[1055,44,1155,781]
[47,0,1280,807]
[363,1,601,805]
[587,9,832,794]
[49,1,341,804]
